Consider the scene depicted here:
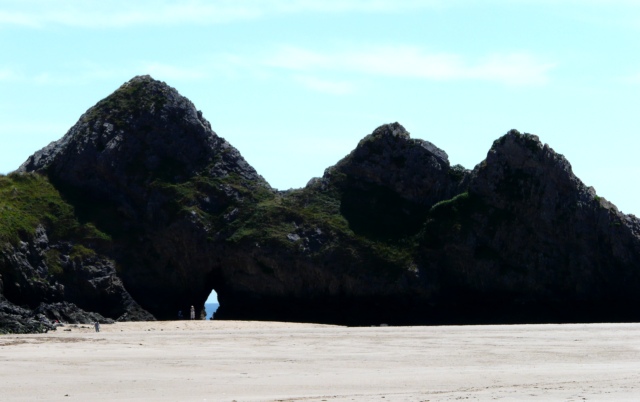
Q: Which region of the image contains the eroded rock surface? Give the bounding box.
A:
[2,76,639,332]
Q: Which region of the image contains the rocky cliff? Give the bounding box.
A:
[2,75,639,331]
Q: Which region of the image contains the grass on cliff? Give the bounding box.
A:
[82,77,168,126]
[151,172,274,228]
[227,182,350,248]
[227,182,417,278]
[420,191,480,247]
[0,173,110,245]
[421,190,516,251]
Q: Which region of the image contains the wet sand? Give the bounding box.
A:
[1,320,639,401]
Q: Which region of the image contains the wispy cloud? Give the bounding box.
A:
[0,0,442,29]
[0,121,69,136]
[4,37,555,93]
[622,71,640,84]
[0,68,22,82]
[0,2,258,28]
[264,45,556,86]
[293,75,356,95]
[142,63,208,81]
[30,65,130,85]
[0,43,555,91]
[3,61,207,86]
[3,0,640,29]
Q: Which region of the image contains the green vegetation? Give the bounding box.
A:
[283,185,350,231]
[228,194,316,247]
[227,181,349,248]
[448,164,467,182]
[70,244,97,261]
[82,77,168,126]
[430,191,472,214]
[0,172,110,245]
[427,192,473,231]
[151,171,274,228]
[44,249,63,276]
[421,192,484,245]
[226,179,417,278]
[495,130,541,154]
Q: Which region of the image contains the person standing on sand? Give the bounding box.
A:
[190,305,195,320]
[94,321,100,332]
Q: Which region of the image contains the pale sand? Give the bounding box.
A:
[1,321,640,401]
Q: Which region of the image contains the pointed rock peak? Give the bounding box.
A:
[118,74,172,93]
[20,75,215,176]
[355,123,410,151]
[120,74,164,89]
[471,128,590,210]
[482,128,569,172]
[127,74,157,84]
[490,129,544,157]
[20,76,268,204]
[83,75,199,125]
[115,75,172,101]
[354,122,448,164]
[322,123,461,208]
[370,122,411,140]
[355,123,410,152]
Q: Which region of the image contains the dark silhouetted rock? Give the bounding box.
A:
[3,76,639,332]
[17,76,272,323]
[323,122,468,239]
[0,222,153,327]
[34,302,113,325]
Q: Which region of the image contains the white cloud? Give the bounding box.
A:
[468,53,555,85]
[622,72,640,84]
[0,68,21,81]
[263,0,442,13]
[11,61,206,86]
[2,0,639,29]
[0,121,69,136]
[30,66,128,85]
[0,1,259,28]
[293,75,356,95]
[1,61,214,88]
[1,43,554,89]
[0,0,443,28]
[142,63,208,81]
[264,45,555,86]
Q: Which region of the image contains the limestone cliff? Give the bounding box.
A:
[416,131,640,322]
[15,75,272,322]
[2,76,639,332]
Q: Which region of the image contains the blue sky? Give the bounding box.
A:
[1,0,639,217]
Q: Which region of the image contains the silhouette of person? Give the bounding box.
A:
[190,305,195,320]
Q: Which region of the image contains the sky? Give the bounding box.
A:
[1,0,639,220]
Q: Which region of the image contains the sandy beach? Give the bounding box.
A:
[1,320,639,401]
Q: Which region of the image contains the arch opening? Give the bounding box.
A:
[204,289,219,320]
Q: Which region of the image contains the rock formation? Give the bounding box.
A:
[1,75,639,332]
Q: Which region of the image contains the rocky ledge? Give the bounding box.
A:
[1,76,639,332]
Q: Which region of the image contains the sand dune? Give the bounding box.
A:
[1,321,639,401]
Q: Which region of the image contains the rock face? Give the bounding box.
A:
[16,75,272,321]
[323,122,468,239]
[2,75,640,331]
[20,75,267,228]
[416,131,640,322]
[0,222,152,332]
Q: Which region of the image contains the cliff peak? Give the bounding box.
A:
[4,77,640,332]
[370,122,411,140]
[20,75,268,207]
